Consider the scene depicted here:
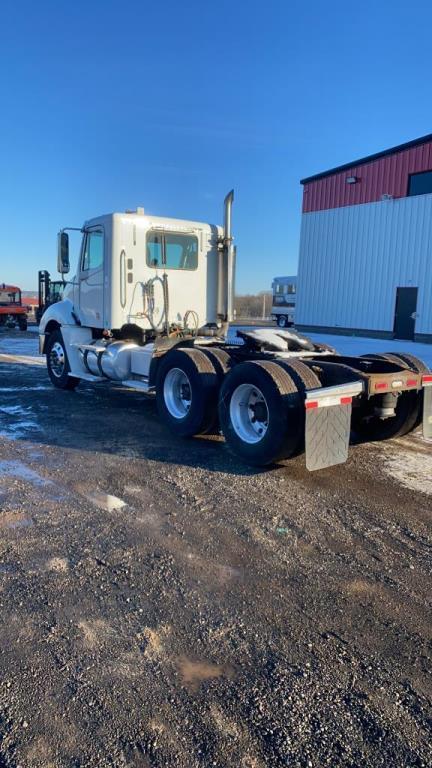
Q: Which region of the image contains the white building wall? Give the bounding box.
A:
[296,193,432,336]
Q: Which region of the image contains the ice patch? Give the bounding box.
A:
[0,338,39,356]
[0,421,43,440]
[0,460,50,486]
[0,405,32,416]
[0,386,50,392]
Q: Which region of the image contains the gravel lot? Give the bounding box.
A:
[0,328,431,768]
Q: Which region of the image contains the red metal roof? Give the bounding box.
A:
[302,138,432,213]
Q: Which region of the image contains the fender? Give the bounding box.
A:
[39,299,80,353]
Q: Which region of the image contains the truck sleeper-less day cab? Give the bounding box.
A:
[39,193,432,470]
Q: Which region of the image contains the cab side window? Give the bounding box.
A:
[82,231,104,271]
[147,233,163,268]
[146,232,198,270]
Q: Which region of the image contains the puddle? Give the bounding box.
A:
[384,448,432,496]
[0,460,50,486]
[176,656,233,690]
[82,490,127,511]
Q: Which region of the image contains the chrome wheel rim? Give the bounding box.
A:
[230,383,269,444]
[49,341,65,377]
[163,368,192,419]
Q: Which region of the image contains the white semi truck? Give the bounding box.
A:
[271,275,297,328]
[39,192,432,470]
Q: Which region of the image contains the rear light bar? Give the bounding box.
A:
[423,374,432,386]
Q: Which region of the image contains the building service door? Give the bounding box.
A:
[393,287,418,341]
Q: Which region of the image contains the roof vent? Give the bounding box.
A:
[125,207,145,215]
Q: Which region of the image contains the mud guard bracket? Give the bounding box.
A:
[305,382,363,471]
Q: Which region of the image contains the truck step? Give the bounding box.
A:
[121,379,153,393]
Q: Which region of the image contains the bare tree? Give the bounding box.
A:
[234,292,272,320]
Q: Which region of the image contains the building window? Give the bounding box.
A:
[408,170,432,197]
[146,232,198,270]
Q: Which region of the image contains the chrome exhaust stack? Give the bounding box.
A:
[217,190,236,323]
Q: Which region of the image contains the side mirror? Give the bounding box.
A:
[57,232,70,274]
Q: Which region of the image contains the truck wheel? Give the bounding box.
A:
[18,317,28,331]
[156,348,218,437]
[46,329,79,390]
[352,391,420,441]
[277,315,288,328]
[218,360,301,466]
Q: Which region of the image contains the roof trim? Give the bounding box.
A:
[300,133,432,184]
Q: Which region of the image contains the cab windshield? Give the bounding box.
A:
[0,289,21,306]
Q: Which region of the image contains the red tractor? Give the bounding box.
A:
[0,284,28,331]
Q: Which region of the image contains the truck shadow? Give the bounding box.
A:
[0,371,269,477]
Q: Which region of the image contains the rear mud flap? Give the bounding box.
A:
[305,403,352,471]
[423,385,432,440]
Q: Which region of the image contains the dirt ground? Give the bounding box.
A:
[0,328,431,768]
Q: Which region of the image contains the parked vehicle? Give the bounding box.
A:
[36,270,64,324]
[0,284,28,330]
[38,193,432,469]
[271,275,296,327]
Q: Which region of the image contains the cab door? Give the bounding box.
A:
[79,228,104,327]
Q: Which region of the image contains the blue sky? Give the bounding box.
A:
[1,0,432,293]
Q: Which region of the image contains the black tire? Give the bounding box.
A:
[218,360,302,466]
[46,329,79,390]
[156,348,218,437]
[200,347,233,380]
[390,353,429,374]
[361,352,429,372]
[274,360,322,455]
[352,391,420,441]
[18,317,28,331]
[381,352,429,430]
[277,315,288,328]
[275,359,322,392]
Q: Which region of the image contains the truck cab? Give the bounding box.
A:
[0,284,28,331]
[59,210,223,336]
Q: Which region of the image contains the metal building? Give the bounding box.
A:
[296,133,432,343]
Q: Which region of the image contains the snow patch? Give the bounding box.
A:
[384,448,432,496]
